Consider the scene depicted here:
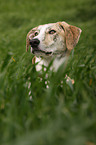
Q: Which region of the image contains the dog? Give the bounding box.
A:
[26,21,82,98]
[26,21,82,72]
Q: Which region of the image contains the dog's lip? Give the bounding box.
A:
[31,47,52,55]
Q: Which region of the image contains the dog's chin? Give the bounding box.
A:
[31,47,52,56]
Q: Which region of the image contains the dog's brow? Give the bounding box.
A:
[38,26,43,31]
[46,26,56,33]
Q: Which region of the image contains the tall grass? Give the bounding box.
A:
[0,0,96,144]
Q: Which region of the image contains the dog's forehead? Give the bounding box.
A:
[38,23,56,31]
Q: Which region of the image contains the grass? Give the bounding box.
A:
[0,0,96,144]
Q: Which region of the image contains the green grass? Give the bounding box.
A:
[0,0,96,144]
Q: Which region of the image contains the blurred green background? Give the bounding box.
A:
[0,0,96,145]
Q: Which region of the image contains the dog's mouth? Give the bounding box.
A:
[31,47,52,56]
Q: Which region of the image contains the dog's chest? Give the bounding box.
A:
[35,56,67,71]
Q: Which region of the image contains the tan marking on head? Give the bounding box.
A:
[26,26,38,52]
[43,24,65,48]
[57,22,82,52]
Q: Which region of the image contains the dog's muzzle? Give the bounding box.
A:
[30,38,52,56]
[30,38,40,49]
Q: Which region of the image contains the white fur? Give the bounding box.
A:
[35,56,68,71]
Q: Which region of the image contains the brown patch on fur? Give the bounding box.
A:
[57,22,82,52]
[32,56,36,64]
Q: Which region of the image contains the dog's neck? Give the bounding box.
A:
[35,53,68,71]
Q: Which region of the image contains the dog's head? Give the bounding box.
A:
[26,21,82,57]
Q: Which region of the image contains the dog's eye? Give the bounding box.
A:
[49,30,56,34]
[34,32,38,36]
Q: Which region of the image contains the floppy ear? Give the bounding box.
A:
[26,27,38,52]
[58,22,82,51]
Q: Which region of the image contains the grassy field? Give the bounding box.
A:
[0,0,96,144]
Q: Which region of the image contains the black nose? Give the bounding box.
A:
[30,39,40,47]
